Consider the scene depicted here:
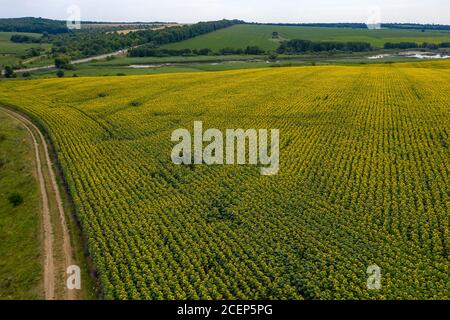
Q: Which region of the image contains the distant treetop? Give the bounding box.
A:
[0,17,68,34]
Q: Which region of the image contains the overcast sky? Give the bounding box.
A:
[2,0,449,24]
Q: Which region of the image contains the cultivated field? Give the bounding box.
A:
[0,61,448,299]
[0,32,50,67]
[0,32,42,54]
[163,24,450,51]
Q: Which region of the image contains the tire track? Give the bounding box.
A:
[0,106,75,300]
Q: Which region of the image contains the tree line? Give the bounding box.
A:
[381,23,450,31]
[129,45,265,57]
[277,39,372,54]
[248,22,450,31]
[10,34,42,43]
[0,17,68,34]
[50,19,243,59]
[384,42,450,49]
[130,39,375,58]
[3,18,450,34]
[250,22,369,29]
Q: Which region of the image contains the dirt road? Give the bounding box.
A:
[0,106,75,300]
[12,49,129,74]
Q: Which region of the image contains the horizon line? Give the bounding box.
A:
[1,16,450,26]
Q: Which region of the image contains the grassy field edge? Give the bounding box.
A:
[0,102,99,300]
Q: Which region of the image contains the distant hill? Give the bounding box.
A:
[382,23,450,31]
[162,24,450,51]
[250,22,369,29]
[2,17,450,35]
[0,17,68,34]
[249,22,450,31]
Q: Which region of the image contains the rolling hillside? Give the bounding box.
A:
[162,24,450,51]
[0,32,50,67]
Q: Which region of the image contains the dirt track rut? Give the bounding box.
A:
[1,106,75,300]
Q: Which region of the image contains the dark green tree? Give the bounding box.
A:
[8,192,23,207]
[4,66,15,78]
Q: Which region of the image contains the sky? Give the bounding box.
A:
[1,0,449,24]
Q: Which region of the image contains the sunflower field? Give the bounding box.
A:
[0,61,448,299]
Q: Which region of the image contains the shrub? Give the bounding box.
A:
[55,55,70,69]
[4,66,15,78]
[8,193,23,207]
[130,101,142,107]
[267,53,278,61]
[245,46,265,55]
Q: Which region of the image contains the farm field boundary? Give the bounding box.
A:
[0,105,97,300]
